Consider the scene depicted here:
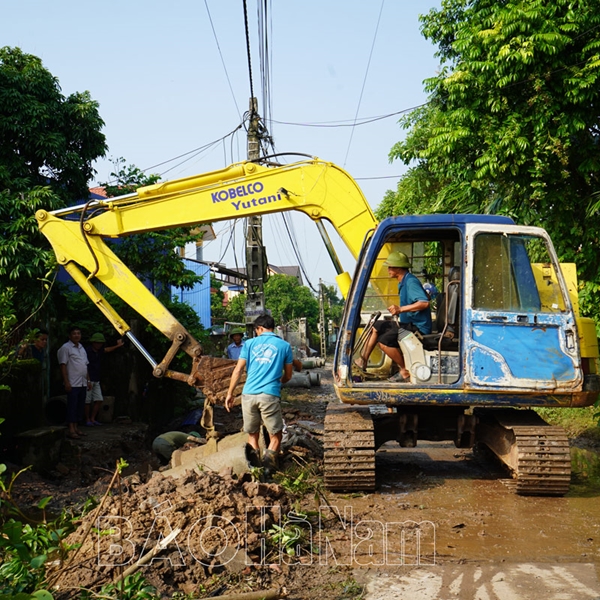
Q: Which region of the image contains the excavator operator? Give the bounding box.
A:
[354,251,432,382]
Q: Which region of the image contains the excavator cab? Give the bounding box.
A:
[328,215,599,495]
[335,214,597,397]
[348,226,463,385]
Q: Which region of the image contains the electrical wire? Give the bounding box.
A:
[272,214,296,265]
[242,0,256,105]
[157,125,243,177]
[281,213,318,293]
[257,0,275,152]
[141,124,243,174]
[344,0,385,166]
[355,174,403,180]
[203,0,242,121]
[159,141,222,177]
[269,104,426,128]
[267,42,600,132]
[217,221,237,265]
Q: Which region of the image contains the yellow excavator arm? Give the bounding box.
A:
[36,158,377,386]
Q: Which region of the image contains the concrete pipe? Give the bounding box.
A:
[165,441,253,479]
[282,372,311,388]
[302,357,325,369]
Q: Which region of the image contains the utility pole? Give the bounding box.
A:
[245,97,266,337]
[319,279,327,358]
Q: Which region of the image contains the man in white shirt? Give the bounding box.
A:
[57,326,91,439]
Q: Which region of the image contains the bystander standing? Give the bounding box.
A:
[225,328,245,360]
[57,326,90,440]
[85,332,124,426]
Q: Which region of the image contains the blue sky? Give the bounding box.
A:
[2,0,441,293]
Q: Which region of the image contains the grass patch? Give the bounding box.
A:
[534,405,600,440]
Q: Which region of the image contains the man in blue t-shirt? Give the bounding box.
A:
[225,313,293,474]
[354,251,432,383]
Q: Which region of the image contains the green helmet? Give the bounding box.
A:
[384,251,411,268]
[229,327,245,338]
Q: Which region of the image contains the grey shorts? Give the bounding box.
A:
[241,393,283,435]
[86,381,103,404]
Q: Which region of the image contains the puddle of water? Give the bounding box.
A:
[330,442,600,564]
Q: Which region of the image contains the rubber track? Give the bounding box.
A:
[324,404,376,491]
[512,426,571,496]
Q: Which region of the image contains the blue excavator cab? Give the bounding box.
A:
[328,215,599,495]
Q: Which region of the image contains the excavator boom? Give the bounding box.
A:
[36,158,377,386]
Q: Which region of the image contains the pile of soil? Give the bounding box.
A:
[6,366,378,598]
[49,467,293,598]
[41,373,334,599]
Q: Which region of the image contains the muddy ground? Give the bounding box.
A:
[8,365,600,599]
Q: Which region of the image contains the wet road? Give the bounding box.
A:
[287,367,600,598]
[327,441,600,598]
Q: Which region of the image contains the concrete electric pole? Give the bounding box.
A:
[319,279,327,358]
[245,97,266,336]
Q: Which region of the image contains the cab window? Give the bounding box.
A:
[473,233,566,312]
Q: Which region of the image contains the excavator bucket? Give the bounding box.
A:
[163,355,252,475]
[194,356,245,436]
[196,356,244,404]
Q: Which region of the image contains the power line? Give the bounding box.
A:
[343,0,386,166]
[216,222,237,265]
[355,174,402,180]
[203,0,242,121]
[257,0,273,133]
[242,0,256,104]
[142,124,243,173]
[281,213,318,293]
[159,141,221,177]
[269,104,426,128]
[269,47,600,132]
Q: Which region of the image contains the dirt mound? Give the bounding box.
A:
[49,467,292,597]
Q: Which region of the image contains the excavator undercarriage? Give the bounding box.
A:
[324,404,572,496]
[475,408,571,496]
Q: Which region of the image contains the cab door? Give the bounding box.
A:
[463,224,582,392]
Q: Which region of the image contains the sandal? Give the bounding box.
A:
[66,432,81,440]
[388,372,410,383]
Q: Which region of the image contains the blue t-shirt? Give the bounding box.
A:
[399,272,432,334]
[240,332,294,397]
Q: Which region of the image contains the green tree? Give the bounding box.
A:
[382,0,600,323]
[265,274,319,330]
[0,47,107,320]
[321,283,344,327]
[224,276,321,331]
[210,274,227,326]
[225,293,246,324]
[99,158,205,297]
